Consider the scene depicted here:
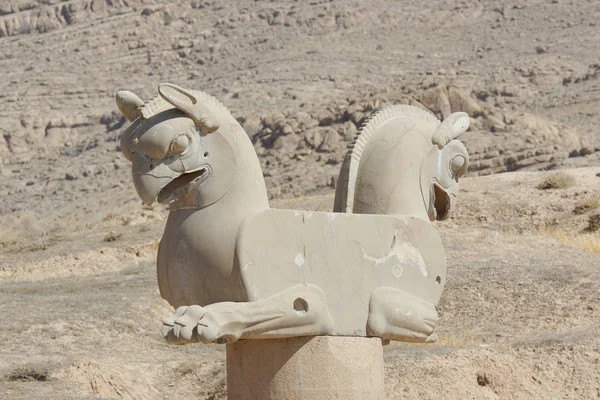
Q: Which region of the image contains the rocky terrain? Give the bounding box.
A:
[0,0,599,399]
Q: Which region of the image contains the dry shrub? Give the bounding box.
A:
[536,172,575,190]
[175,362,199,377]
[103,232,122,242]
[573,198,600,215]
[585,214,600,233]
[0,211,50,249]
[476,371,491,387]
[538,225,600,253]
[6,366,48,382]
[103,213,132,225]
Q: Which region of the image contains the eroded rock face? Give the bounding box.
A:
[0,76,594,182]
[0,0,137,37]
[1,0,599,211]
[465,111,583,175]
[245,82,590,183]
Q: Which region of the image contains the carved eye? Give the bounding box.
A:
[450,155,466,178]
[170,134,190,156]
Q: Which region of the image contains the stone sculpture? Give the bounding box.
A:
[115,83,469,346]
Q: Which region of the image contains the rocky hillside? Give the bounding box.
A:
[1,0,599,210]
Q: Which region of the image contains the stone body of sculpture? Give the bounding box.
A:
[115,83,469,346]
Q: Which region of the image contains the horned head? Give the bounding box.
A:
[115,83,238,209]
[421,112,470,221]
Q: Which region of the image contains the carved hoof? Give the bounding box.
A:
[163,305,204,345]
[162,305,241,345]
[366,287,439,343]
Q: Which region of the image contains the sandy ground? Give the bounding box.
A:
[1,0,599,399]
[1,168,599,399]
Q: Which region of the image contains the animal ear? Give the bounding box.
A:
[446,112,470,134]
[158,83,219,133]
[116,91,144,122]
[432,112,470,148]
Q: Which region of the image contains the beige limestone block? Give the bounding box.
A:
[226,336,384,400]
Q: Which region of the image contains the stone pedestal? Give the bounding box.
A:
[226,336,384,400]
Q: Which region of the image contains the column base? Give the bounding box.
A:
[226,336,384,400]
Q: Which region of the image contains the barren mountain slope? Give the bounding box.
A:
[1,0,600,217]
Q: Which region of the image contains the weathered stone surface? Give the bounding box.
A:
[115,84,468,344]
[227,337,384,400]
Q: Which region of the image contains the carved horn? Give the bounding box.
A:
[158,83,219,133]
[432,112,470,148]
[115,90,144,122]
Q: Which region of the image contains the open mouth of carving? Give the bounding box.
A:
[158,167,209,204]
[433,182,451,220]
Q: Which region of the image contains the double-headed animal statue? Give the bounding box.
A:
[115,83,469,345]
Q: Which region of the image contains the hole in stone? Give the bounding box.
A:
[216,335,234,344]
[204,151,209,157]
[435,276,442,284]
[293,298,309,313]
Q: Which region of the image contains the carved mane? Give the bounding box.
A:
[339,104,440,213]
[139,90,231,120]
